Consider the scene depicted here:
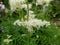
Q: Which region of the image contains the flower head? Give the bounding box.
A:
[3,39,13,44]
[13,17,50,32]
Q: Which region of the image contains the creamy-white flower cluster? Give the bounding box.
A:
[9,0,25,11]
[9,0,53,11]
[21,4,32,10]
[13,15,50,32]
[36,0,53,6]
[25,10,35,20]
[13,19,50,28]
[9,0,32,11]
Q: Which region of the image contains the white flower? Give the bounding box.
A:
[21,34,26,36]
[44,0,53,4]
[21,4,32,10]
[36,0,53,6]
[3,39,13,44]
[13,20,21,26]
[3,35,13,44]
[29,10,34,15]
[25,10,35,20]
[13,18,50,32]
[43,20,50,27]
[7,35,12,38]
[13,13,50,32]
[36,35,39,38]
[27,27,33,32]
[9,0,25,11]
[36,0,45,5]
[25,14,35,20]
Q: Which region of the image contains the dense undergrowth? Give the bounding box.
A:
[0,0,60,45]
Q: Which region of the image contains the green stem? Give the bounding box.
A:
[26,1,30,45]
[27,0,29,21]
[22,9,23,21]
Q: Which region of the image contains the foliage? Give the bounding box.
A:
[47,0,60,19]
[0,0,60,45]
[0,16,60,45]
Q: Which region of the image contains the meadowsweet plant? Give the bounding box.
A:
[9,0,53,20]
[9,0,32,11]
[13,15,50,32]
[9,0,33,20]
[12,0,52,33]
[1,0,60,45]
